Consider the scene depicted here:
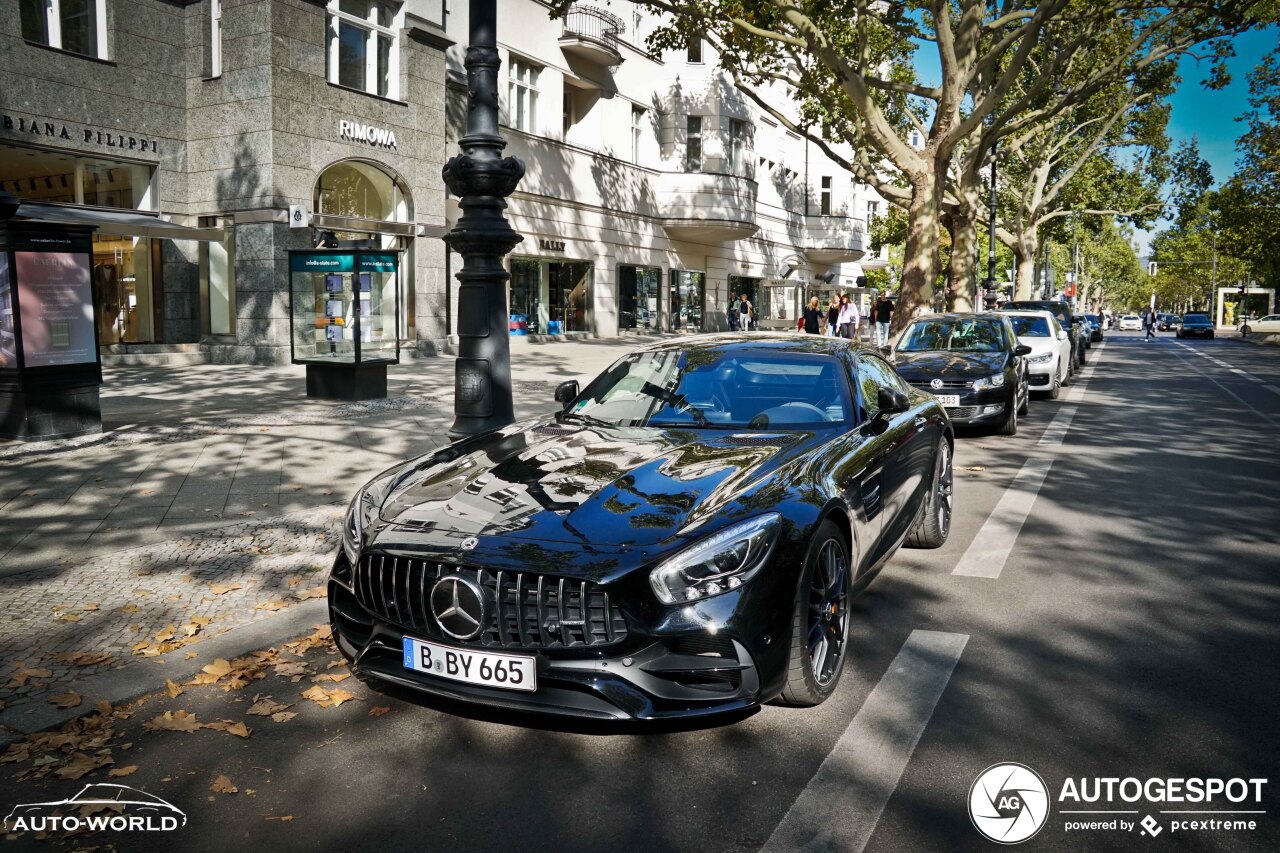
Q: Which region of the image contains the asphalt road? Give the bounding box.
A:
[3,331,1278,853]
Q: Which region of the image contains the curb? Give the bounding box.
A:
[0,598,327,748]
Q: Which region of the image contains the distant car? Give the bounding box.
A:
[1084,314,1104,342]
[1241,315,1280,336]
[892,313,1031,435]
[1001,300,1087,367]
[1118,314,1142,331]
[1176,313,1215,339]
[1004,310,1072,399]
[1157,313,1179,332]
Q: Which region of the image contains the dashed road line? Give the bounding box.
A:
[951,457,1056,579]
[761,630,969,853]
[1038,343,1106,447]
[1170,347,1280,430]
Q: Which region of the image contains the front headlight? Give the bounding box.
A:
[649,514,781,605]
[1029,351,1055,364]
[342,486,386,565]
[973,373,1006,391]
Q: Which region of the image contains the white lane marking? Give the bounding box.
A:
[952,457,1055,578]
[1170,350,1280,431]
[761,630,969,853]
[1036,342,1106,447]
[1175,343,1270,383]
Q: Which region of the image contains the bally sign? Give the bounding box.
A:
[338,120,397,149]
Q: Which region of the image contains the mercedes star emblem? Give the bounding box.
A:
[430,575,488,640]
[461,536,478,551]
[930,378,945,390]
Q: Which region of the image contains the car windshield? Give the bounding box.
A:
[898,318,1007,353]
[1086,314,1100,323]
[563,350,849,430]
[1005,302,1070,325]
[1185,314,1210,323]
[1007,316,1051,337]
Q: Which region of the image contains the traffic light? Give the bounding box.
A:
[1147,261,1158,276]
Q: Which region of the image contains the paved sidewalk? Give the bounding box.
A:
[0,336,663,735]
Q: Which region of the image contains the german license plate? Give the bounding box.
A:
[402,636,536,692]
[937,394,961,407]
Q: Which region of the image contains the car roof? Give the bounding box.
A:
[635,332,882,357]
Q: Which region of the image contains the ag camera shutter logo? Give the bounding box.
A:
[969,763,1050,844]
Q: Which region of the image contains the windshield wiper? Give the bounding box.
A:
[639,381,709,426]
[558,410,616,429]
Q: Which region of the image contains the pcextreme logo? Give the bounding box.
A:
[4,783,186,834]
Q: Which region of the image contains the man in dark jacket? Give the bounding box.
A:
[872,294,893,347]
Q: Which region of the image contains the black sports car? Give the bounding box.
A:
[328,336,954,720]
[892,313,1032,435]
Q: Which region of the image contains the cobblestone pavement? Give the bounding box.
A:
[0,505,343,720]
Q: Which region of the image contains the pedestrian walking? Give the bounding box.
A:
[837,294,860,339]
[1143,308,1156,340]
[727,293,740,331]
[872,294,893,347]
[802,297,823,335]
[825,299,839,336]
[738,293,754,332]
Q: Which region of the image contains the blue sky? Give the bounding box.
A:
[911,25,1278,255]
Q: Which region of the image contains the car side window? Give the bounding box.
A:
[855,353,906,420]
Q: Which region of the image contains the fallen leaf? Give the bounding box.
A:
[165,679,183,699]
[210,774,238,794]
[209,582,245,596]
[273,662,308,677]
[58,614,83,623]
[368,706,391,718]
[225,722,252,738]
[55,751,113,780]
[270,711,297,723]
[311,672,350,684]
[185,651,199,660]
[286,576,302,587]
[139,489,156,496]
[295,586,327,601]
[81,603,100,612]
[247,699,292,717]
[265,815,295,822]
[154,624,176,642]
[965,465,987,472]
[256,600,290,612]
[202,659,232,678]
[122,603,140,613]
[144,710,202,733]
[51,691,82,709]
[108,765,138,777]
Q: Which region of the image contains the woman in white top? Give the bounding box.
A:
[836,294,860,339]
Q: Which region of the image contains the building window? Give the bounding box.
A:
[619,265,660,330]
[208,0,223,78]
[820,177,832,216]
[508,58,541,133]
[685,116,702,172]
[866,199,879,222]
[669,270,705,331]
[729,119,747,176]
[327,0,401,99]
[631,106,645,164]
[20,0,107,59]
[0,144,154,210]
[687,38,702,63]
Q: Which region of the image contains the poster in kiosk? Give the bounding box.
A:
[289,251,400,401]
[0,222,104,441]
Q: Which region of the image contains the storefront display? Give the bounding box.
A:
[619,265,660,331]
[670,270,705,331]
[15,250,97,367]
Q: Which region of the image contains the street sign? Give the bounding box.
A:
[288,205,311,229]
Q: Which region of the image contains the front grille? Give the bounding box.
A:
[1028,373,1050,386]
[945,406,979,419]
[353,554,627,649]
[909,378,973,391]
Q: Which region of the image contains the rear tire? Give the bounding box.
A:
[905,439,952,549]
[779,520,852,707]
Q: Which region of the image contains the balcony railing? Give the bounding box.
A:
[560,5,625,65]
[804,215,868,264]
[657,172,759,242]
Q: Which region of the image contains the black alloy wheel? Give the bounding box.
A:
[780,520,852,706]
[906,438,953,548]
[1017,378,1030,416]
[997,394,1018,435]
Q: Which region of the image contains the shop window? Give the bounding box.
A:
[509,259,541,335]
[619,265,660,331]
[670,270,705,332]
[0,144,154,210]
[327,0,402,99]
[685,116,702,172]
[93,234,154,344]
[314,160,409,224]
[549,262,590,333]
[508,58,541,133]
[820,176,832,216]
[20,0,107,59]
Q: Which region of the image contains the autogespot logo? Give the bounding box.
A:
[969,763,1051,844]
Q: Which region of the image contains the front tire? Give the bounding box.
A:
[1017,383,1030,416]
[997,397,1018,436]
[1242,325,1251,337]
[779,520,852,707]
[905,438,953,549]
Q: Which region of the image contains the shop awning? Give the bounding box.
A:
[13,201,224,241]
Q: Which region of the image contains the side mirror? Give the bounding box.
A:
[876,386,909,415]
[554,380,579,409]
[1014,344,1032,356]
[1057,330,1068,341]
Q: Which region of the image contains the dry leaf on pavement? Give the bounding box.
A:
[209,581,245,595]
[55,751,114,780]
[165,679,184,699]
[256,600,290,612]
[144,710,203,733]
[265,815,295,822]
[368,706,391,717]
[247,698,292,717]
[51,691,82,709]
[210,774,238,794]
[271,711,298,723]
[295,586,327,600]
[108,765,138,777]
[202,659,233,678]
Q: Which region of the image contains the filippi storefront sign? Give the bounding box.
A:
[1,112,161,154]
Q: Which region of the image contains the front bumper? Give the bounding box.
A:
[327,550,793,720]
[1179,328,1214,338]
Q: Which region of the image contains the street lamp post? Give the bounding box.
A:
[981,143,998,308]
[442,0,525,440]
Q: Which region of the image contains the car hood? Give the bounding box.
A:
[1016,336,1059,355]
[373,419,826,552]
[892,350,1007,378]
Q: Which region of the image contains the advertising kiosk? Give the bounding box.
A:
[0,222,103,441]
[288,250,401,401]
